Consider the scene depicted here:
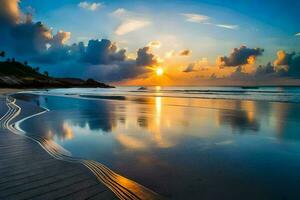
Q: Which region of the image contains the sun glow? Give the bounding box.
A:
[156,68,164,76]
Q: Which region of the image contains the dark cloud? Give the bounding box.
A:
[136,47,158,67]
[183,63,195,72]
[217,46,264,67]
[0,0,159,82]
[96,47,158,81]
[274,50,300,77]
[255,62,276,77]
[179,49,192,56]
[82,39,127,65]
[0,0,52,56]
[11,21,52,56]
[225,50,300,80]
[228,66,249,79]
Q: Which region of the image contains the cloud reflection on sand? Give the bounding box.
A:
[17,93,300,147]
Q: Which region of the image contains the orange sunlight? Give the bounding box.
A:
[156,67,164,76]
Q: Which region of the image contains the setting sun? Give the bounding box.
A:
[156,68,164,76]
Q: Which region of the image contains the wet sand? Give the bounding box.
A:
[0,90,163,200]
[0,93,118,200]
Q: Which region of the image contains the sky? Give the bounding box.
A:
[1,0,300,85]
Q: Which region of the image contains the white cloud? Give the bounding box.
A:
[165,50,176,59]
[148,40,161,48]
[182,13,239,30]
[112,8,128,17]
[182,13,209,23]
[115,19,150,35]
[295,33,300,37]
[78,1,102,11]
[216,24,238,29]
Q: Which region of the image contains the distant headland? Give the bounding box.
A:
[0,51,113,89]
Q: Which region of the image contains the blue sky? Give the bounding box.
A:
[20,0,300,61]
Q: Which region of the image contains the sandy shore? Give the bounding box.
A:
[0,95,118,200]
[1,92,162,200]
[0,88,23,96]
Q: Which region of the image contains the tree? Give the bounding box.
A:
[0,51,5,58]
[34,67,40,72]
[24,61,28,66]
[12,58,15,62]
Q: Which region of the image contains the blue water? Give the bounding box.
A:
[31,86,300,103]
[14,86,300,199]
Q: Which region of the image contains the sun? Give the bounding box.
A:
[156,68,164,76]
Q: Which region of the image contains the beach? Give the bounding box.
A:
[0,91,120,199]
[1,0,299,199]
[0,89,165,200]
[3,86,299,199]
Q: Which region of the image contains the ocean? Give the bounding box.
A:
[13,86,300,199]
[32,86,300,103]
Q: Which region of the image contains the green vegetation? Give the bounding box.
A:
[0,59,48,79]
[0,50,48,79]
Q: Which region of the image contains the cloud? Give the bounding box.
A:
[164,50,176,59]
[136,47,158,67]
[111,8,128,17]
[273,50,300,77]
[274,50,294,66]
[78,1,102,11]
[295,33,300,37]
[0,0,161,82]
[0,1,64,56]
[181,12,239,31]
[11,20,53,56]
[217,46,264,67]
[182,58,209,73]
[81,46,159,82]
[50,31,71,48]
[115,19,150,35]
[228,66,249,79]
[215,50,300,80]
[182,13,209,23]
[148,40,161,49]
[82,39,127,65]
[112,8,151,36]
[255,62,276,77]
[179,49,192,56]
[0,0,20,25]
[183,63,196,73]
[216,24,238,30]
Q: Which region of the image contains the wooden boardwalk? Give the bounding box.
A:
[0,96,117,200]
